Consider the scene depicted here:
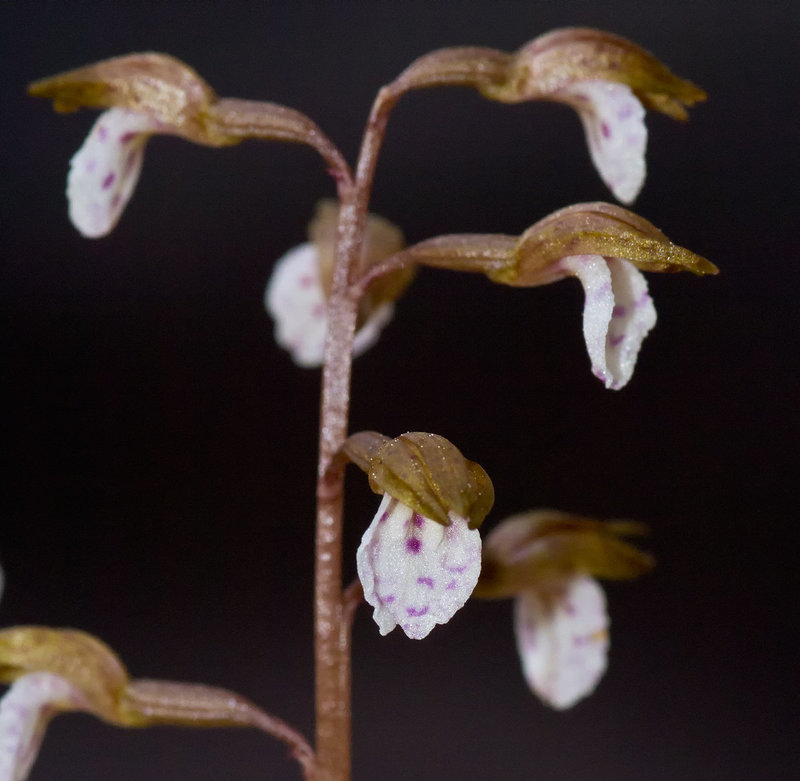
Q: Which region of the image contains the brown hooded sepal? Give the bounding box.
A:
[0,626,304,731]
[388,28,704,122]
[480,27,706,121]
[474,509,655,599]
[308,199,414,321]
[501,202,718,286]
[343,431,494,529]
[367,202,715,287]
[28,52,339,153]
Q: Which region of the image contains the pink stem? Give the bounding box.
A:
[312,84,403,781]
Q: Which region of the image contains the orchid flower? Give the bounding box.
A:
[393,27,706,204]
[266,200,413,366]
[0,625,314,781]
[265,242,395,367]
[376,202,717,389]
[28,52,351,240]
[475,510,654,708]
[343,431,494,639]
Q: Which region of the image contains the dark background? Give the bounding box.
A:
[2,1,798,778]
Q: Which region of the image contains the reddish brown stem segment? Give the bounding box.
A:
[312,84,401,781]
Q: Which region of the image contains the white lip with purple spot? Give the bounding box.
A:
[357,493,482,639]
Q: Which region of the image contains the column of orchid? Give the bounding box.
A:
[0,28,715,781]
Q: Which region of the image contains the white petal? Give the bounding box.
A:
[356,494,482,639]
[67,108,159,238]
[603,257,657,387]
[265,243,395,367]
[561,80,647,204]
[352,302,395,357]
[265,243,329,367]
[560,254,656,389]
[514,576,609,710]
[0,673,88,781]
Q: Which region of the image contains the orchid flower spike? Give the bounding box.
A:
[29,52,349,238]
[344,432,494,639]
[392,28,705,204]
[265,200,414,367]
[475,510,653,709]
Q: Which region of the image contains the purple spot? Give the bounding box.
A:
[443,563,466,574]
[635,292,651,307]
[102,172,116,190]
[406,606,429,617]
[97,126,108,141]
[123,150,138,174]
[383,594,395,604]
[412,513,424,528]
[405,538,422,554]
[119,131,137,144]
[298,275,315,288]
[378,511,389,523]
[612,305,627,318]
[445,579,457,590]
[609,334,625,347]
[593,281,612,300]
[85,159,97,173]
[417,577,434,588]
[601,121,611,139]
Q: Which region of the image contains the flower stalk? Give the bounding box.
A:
[13,27,715,781]
[312,79,408,781]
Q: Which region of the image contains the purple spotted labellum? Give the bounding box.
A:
[67,107,161,238]
[265,242,395,367]
[265,201,412,367]
[514,575,609,710]
[557,80,647,204]
[559,254,656,389]
[356,493,482,639]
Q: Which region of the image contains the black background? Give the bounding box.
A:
[2,1,798,779]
